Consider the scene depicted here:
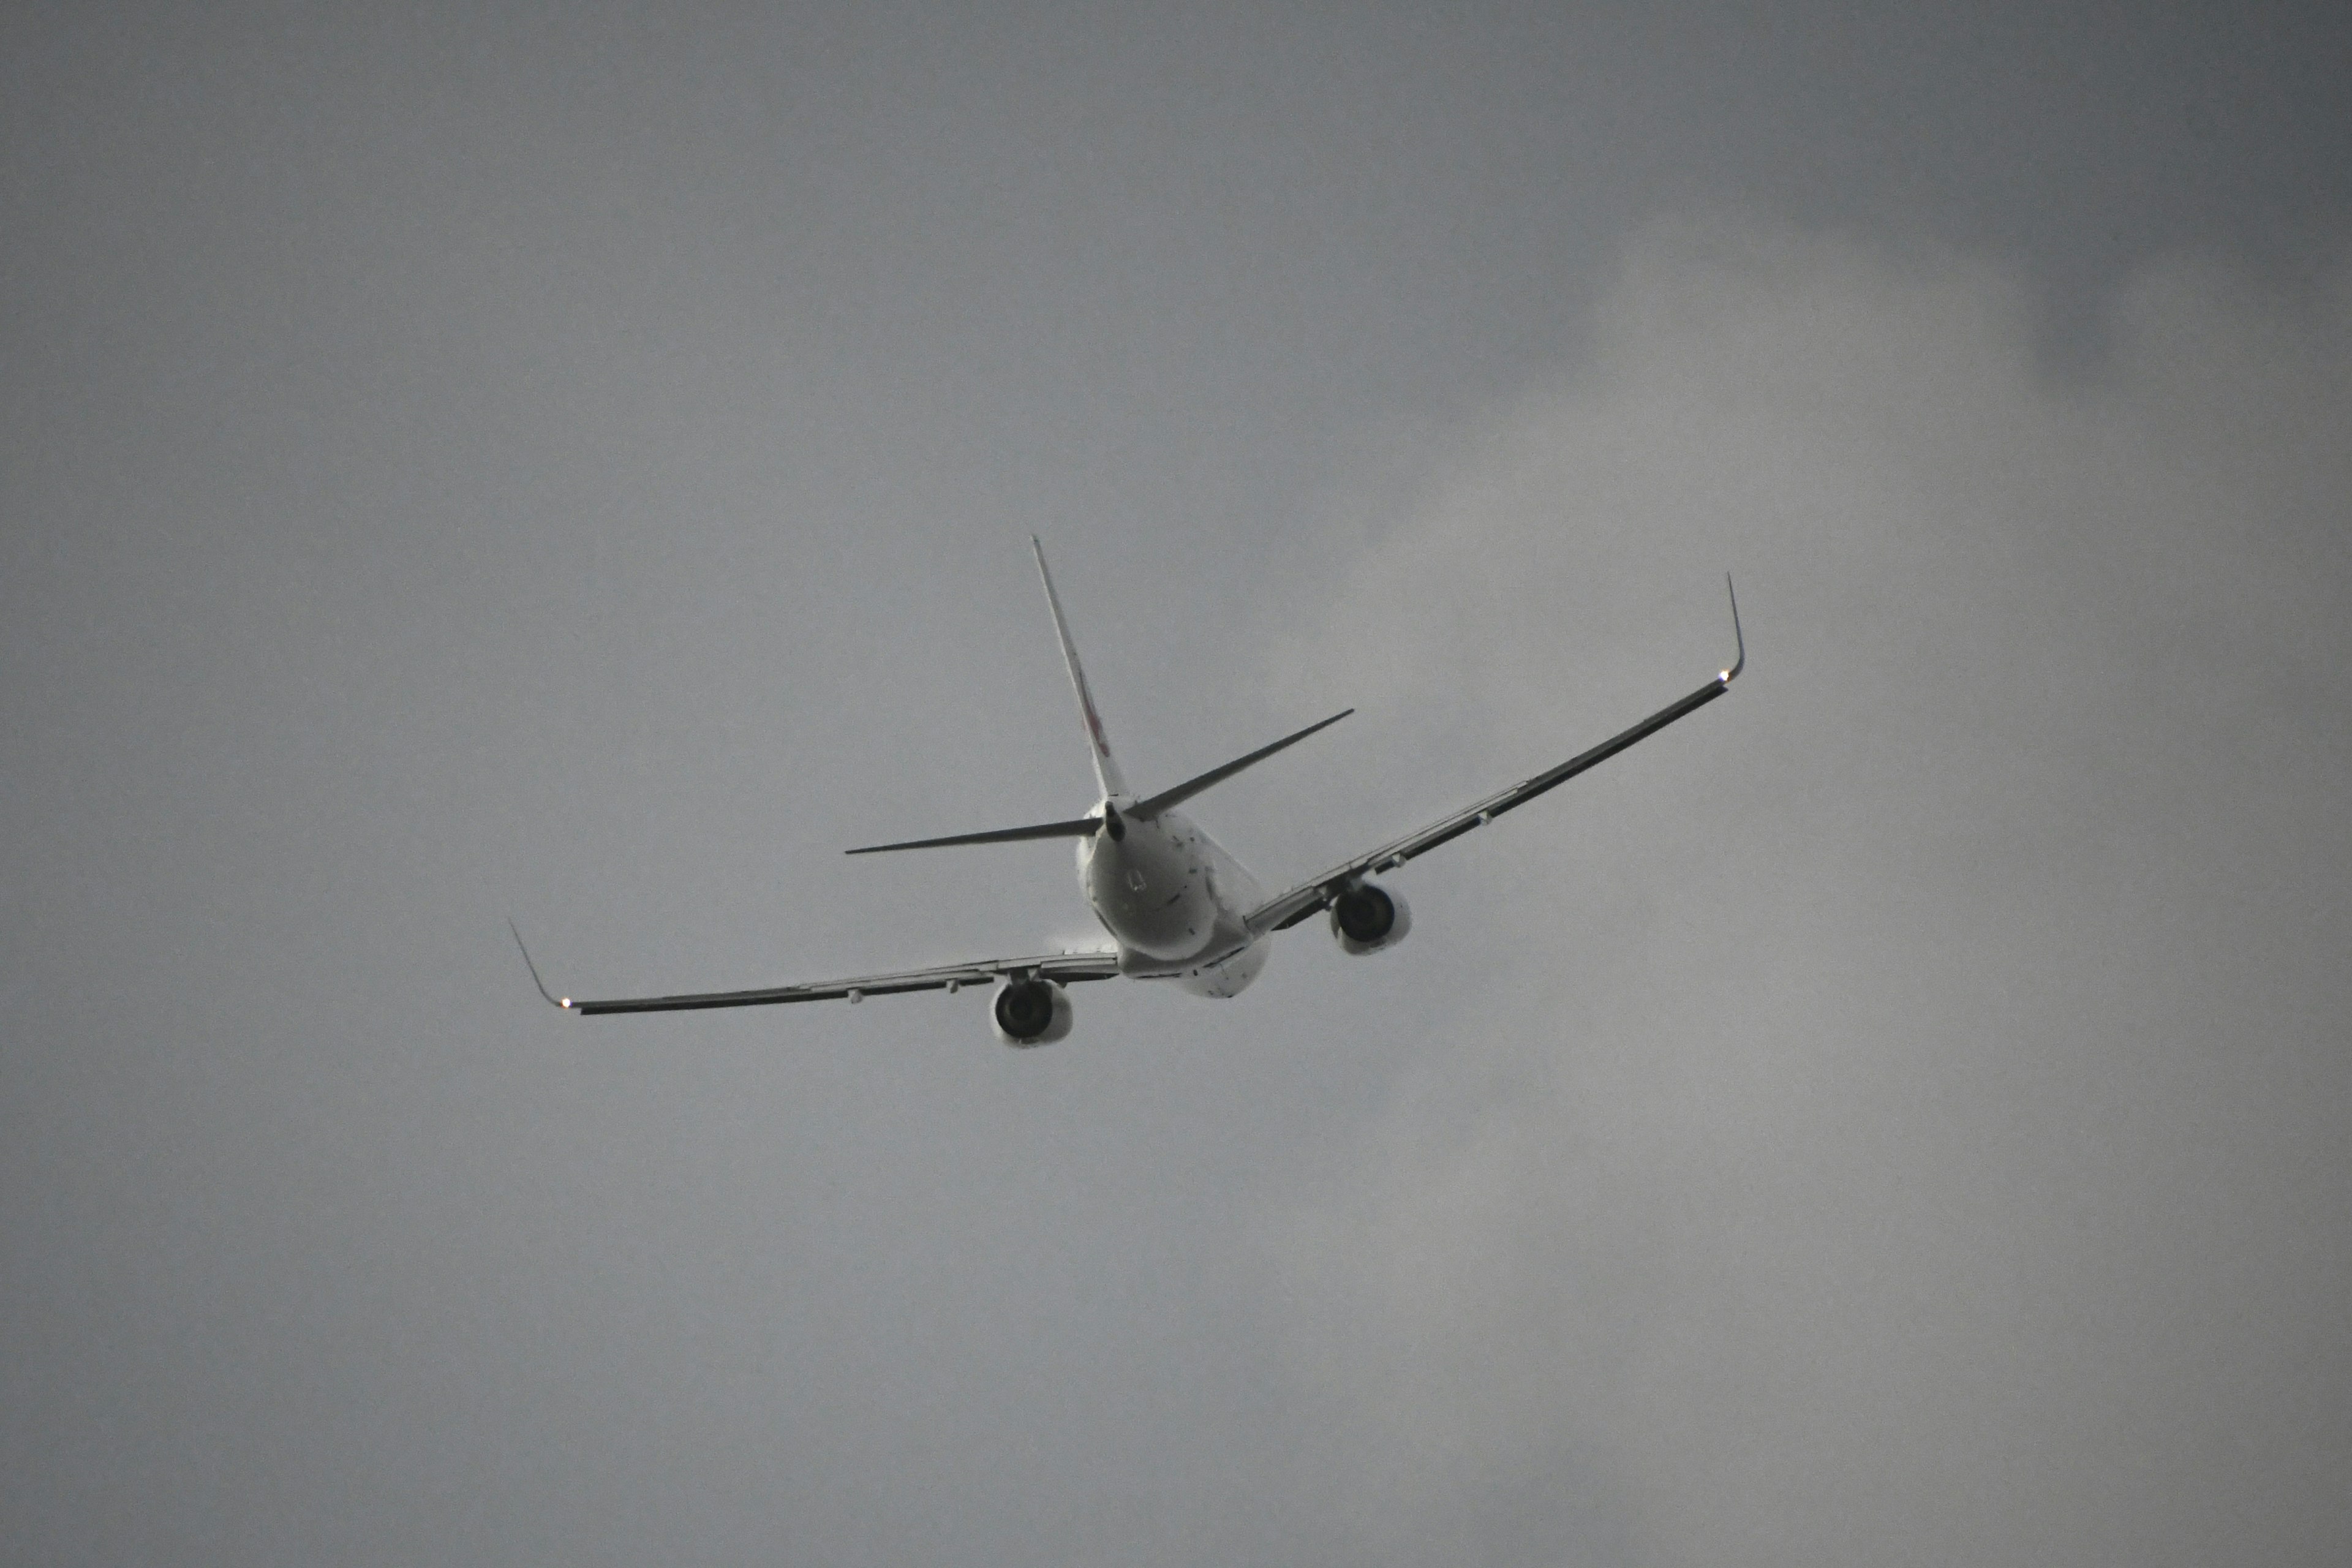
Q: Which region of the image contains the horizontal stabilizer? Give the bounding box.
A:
[845,815,1100,856]
[1132,708,1353,818]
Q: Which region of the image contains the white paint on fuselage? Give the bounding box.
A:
[1076,800,1268,998]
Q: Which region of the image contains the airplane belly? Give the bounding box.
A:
[1082,820,1222,960]
[1090,863,1214,957]
[1174,937,1267,998]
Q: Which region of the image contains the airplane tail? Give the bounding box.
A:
[842,541,1349,855]
[1031,537,1128,799]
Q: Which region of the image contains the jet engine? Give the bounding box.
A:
[991,976,1074,1047]
[1329,881,1412,956]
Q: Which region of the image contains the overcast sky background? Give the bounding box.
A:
[6,4,2350,1565]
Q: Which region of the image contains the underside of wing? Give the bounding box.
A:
[510,925,1120,1016]
[1248,576,1746,934]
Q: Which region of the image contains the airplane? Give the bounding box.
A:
[513,540,1744,1046]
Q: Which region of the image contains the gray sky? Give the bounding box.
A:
[5,4,2348,1565]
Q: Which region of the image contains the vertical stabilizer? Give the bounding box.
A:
[1031,538,1128,799]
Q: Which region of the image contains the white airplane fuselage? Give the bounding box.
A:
[1076,801,1269,998]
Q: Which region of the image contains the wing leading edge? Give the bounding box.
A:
[1246,576,1746,933]
[510,922,1119,1016]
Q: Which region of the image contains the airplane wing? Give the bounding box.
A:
[1246,577,1746,935]
[510,923,1120,1016]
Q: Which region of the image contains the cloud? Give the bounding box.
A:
[1259,217,2352,1568]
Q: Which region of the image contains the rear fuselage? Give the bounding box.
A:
[1076,801,1267,997]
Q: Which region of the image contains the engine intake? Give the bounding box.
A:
[1330,882,1412,956]
[991,976,1074,1046]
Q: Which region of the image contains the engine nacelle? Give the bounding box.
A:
[991,976,1074,1047]
[1329,881,1412,956]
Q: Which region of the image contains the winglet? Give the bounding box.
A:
[1031,537,1128,798]
[1721,573,1745,686]
[508,919,573,1011]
